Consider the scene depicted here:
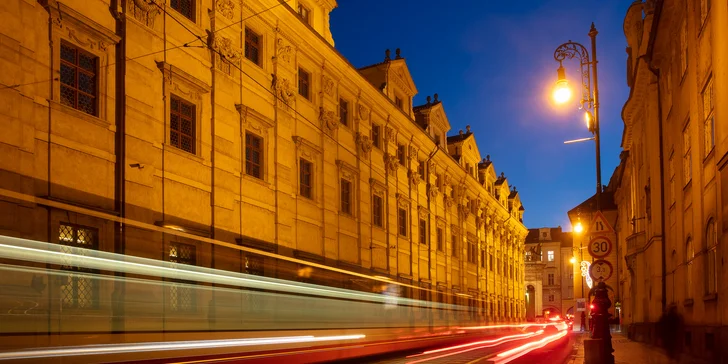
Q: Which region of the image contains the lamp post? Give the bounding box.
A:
[553,23,613,364]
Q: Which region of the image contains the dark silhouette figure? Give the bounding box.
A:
[580,312,587,331]
[657,306,684,362]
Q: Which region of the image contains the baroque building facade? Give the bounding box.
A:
[0,0,528,333]
[615,0,728,361]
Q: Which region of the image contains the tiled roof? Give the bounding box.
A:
[509,190,519,198]
[568,189,617,214]
[478,160,492,169]
[413,100,442,111]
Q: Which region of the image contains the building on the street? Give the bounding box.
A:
[524,227,573,321]
[0,0,529,334]
[613,0,728,361]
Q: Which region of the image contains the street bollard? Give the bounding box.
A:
[586,281,614,364]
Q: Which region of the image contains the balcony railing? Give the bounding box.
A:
[626,231,646,254]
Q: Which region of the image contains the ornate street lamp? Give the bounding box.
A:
[552,23,613,364]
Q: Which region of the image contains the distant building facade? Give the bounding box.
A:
[0,0,529,334]
[524,227,573,321]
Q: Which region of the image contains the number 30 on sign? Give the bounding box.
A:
[588,235,612,259]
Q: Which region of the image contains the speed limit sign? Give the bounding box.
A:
[589,259,613,282]
[588,235,612,259]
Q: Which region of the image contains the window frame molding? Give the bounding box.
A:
[370,178,387,229]
[46,1,120,125]
[336,159,358,218]
[293,135,322,203]
[238,105,274,184]
[157,61,210,158]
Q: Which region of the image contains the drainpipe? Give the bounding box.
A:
[647,61,666,314]
[110,0,127,333]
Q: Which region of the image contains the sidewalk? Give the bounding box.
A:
[565,330,673,364]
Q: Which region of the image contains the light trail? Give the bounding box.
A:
[406,332,539,357]
[0,334,366,360]
[491,330,569,364]
[404,333,535,364]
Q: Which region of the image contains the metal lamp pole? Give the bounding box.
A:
[553,23,613,364]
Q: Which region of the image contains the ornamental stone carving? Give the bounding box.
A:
[427,183,438,198]
[459,203,470,217]
[385,126,397,143]
[128,0,161,27]
[358,103,370,120]
[384,154,399,174]
[322,75,335,97]
[273,76,295,106]
[216,0,235,20]
[212,35,241,66]
[409,170,421,186]
[409,146,418,160]
[355,132,373,157]
[443,174,452,187]
[444,196,453,208]
[319,107,337,134]
[276,38,292,64]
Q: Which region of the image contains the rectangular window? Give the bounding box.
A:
[60,42,97,115]
[703,78,715,155]
[58,223,99,309]
[372,124,381,148]
[547,250,555,262]
[468,240,477,264]
[480,250,485,268]
[298,67,310,99]
[339,98,349,126]
[418,160,425,178]
[372,194,383,227]
[419,219,427,245]
[680,20,687,77]
[489,254,494,271]
[470,199,477,214]
[548,273,554,285]
[683,123,692,184]
[340,179,352,215]
[170,95,196,154]
[549,294,555,302]
[436,228,443,251]
[244,27,261,66]
[451,234,458,257]
[245,132,263,179]
[297,3,310,24]
[299,158,313,199]
[398,144,406,165]
[398,208,408,236]
[171,0,195,21]
[395,96,403,110]
[169,242,197,312]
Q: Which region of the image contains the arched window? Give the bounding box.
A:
[706,219,718,295]
[686,237,694,299]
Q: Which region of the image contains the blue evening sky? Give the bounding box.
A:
[330,0,632,231]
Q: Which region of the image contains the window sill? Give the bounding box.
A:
[164,143,205,163]
[703,293,718,302]
[704,148,715,163]
[50,100,109,128]
[683,298,694,307]
[242,173,271,188]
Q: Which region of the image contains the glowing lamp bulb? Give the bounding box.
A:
[590,304,595,310]
[570,257,577,264]
[574,222,584,234]
[553,80,572,104]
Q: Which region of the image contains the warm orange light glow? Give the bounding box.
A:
[584,111,592,129]
[552,79,572,104]
[570,257,577,264]
[574,221,584,233]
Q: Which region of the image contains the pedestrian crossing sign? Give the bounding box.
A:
[589,210,614,234]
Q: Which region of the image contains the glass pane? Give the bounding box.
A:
[61,44,76,63]
[181,118,192,135]
[170,131,179,147]
[171,115,179,131]
[181,135,193,152]
[171,97,179,112]
[60,85,75,108]
[60,64,76,87]
[180,102,192,117]
[78,53,95,72]
[78,72,95,94]
[78,94,95,115]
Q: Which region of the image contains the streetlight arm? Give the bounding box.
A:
[554,41,593,111]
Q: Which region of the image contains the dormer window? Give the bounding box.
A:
[395,96,403,110]
[297,3,311,24]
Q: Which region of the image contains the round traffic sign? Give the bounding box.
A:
[589,259,613,282]
[588,235,612,259]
